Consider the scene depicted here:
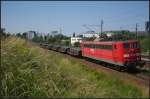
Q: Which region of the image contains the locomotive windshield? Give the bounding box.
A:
[130,42,139,48]
[124,42,139,49]
[123,43,129,49]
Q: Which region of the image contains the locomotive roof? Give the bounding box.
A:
[81,40,138,44]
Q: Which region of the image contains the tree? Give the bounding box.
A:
[74,42,80,47]
[1,28,11,39]
[73,32,75,37]
[16,33,22,37]
[1,28,6,39]
[22,32,27,39]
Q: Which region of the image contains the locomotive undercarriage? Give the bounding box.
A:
[124,61,145,71]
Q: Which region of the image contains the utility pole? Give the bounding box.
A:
[100,19,103,37]
[145,21,149,32]
[145,21,149,59]
[135,23,138,40]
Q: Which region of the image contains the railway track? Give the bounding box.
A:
[39,44,149,88]
[141,57,149,62]
[141,54,149,62]
[141,54,149,58]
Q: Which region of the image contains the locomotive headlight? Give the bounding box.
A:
[124,54,129,57]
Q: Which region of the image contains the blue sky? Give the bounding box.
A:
[1,1,149,36]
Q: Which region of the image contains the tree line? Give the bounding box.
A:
[1,28,148,54]
[15,32,71,46]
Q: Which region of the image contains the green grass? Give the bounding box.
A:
[1,37,148,98]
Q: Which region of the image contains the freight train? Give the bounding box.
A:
[39,40,145,71]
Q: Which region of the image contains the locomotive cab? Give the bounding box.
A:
[122,40,144,69]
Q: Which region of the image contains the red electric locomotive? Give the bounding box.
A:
[80,40,144,70]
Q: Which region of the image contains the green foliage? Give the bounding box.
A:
[74,42,80,47]
[48,34,69,43]
[114,31,135,40]
[138,36,149,53]
[1,28,11,40]
[16,33,22,37]
[22,32,27,39]
[15,32,28,39]
[1,37,148,98]
[101,30,133,41]
[32,35,44,43]
[32,33,70,46]
[61,40,70,46]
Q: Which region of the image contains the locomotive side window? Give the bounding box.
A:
[92,44,95,48]
[123,43,129,49]
[88,44,91,48]
[135,42,139,48]
[84,44,88,47]
[96,44,101,49]
[97,44,102,49]
[84,44,112,50]
[133,43,137,48]
[130,43,134,48]
[105,45,112,50]
[84,44,94,48]
[96,44,112,50]
[90,44,94,48]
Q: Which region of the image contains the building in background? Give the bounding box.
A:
[51,31,59,37]
[82,31,99,38]
[26,31,36,40]
[102,31,116,38]
[71,37,82,46]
